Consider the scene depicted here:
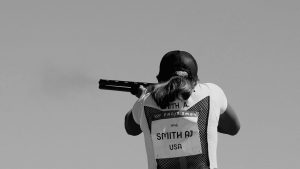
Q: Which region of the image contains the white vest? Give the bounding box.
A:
[132,83,227,169]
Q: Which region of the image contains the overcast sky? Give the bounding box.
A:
[0,1,299,169]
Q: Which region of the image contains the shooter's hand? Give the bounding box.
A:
[131,85,147,98]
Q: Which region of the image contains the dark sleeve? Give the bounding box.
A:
[218,104,241,135]
[124,111,142,136]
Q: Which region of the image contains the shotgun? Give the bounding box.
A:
[98,79,155,95]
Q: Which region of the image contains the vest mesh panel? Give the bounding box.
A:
[144,96,210,169]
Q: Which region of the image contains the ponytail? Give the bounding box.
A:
[151,75,197,109]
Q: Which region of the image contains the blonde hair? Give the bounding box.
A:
[151,72,197,109]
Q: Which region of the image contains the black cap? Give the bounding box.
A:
[157,50,198,82]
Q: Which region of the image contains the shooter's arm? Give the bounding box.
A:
[125,111,142,136]
[218,104,240,135]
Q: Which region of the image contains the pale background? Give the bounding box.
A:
[0,1,299,169]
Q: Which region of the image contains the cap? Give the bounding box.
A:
[156,50,198,82]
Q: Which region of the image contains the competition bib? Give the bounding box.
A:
[151,111,202,159]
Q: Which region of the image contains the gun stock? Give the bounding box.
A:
[99,79,155,94]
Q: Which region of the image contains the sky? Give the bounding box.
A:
[0,0,299,169]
